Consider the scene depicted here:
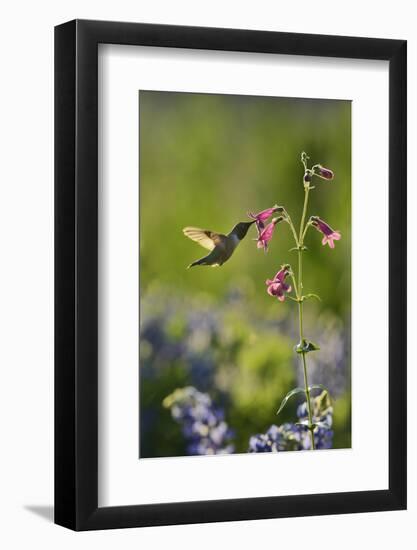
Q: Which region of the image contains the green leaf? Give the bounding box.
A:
[276,387,305,415]
[294,339,320,354]
[304,293,321,302]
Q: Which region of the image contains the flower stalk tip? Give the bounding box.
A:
[301,151,309,168]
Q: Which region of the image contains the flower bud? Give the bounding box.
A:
[303,170,312,184]
[312,164,334,180]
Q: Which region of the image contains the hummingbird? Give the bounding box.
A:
[183,221,255,268]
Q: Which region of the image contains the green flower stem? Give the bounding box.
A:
[301,349,315,448]
[299,185,310,246]
[289,271,299,298]
[285,215,300,247]
[301,220,311,244]
[297,185,315,450]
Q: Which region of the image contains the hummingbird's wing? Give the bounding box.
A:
[182,227,227,251]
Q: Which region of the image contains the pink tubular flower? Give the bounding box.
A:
[265,265,292,302]
[313,164,334,180]
[311,216,341,249]
[256,217,282,251]
[248,205,282,236]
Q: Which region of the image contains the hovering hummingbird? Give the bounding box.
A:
[183,221,255,268]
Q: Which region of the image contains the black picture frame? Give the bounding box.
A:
[55,19,407,531]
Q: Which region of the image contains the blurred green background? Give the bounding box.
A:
[139,91,351,457]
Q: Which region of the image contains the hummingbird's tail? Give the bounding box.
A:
[187,258,204,268]
[187,254,220,268]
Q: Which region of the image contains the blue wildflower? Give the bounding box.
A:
[249,423,304,452]
[249,391,333,452]
[163,386,234,455]
[297,392,333,450]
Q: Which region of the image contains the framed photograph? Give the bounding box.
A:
[55,19,406,530]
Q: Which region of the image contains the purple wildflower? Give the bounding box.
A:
[248,205,282,237]
[311,216,341,249]
[256,216,282,251]
[265,265,292,302]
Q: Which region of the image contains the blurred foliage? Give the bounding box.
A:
[139,91,351,457]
